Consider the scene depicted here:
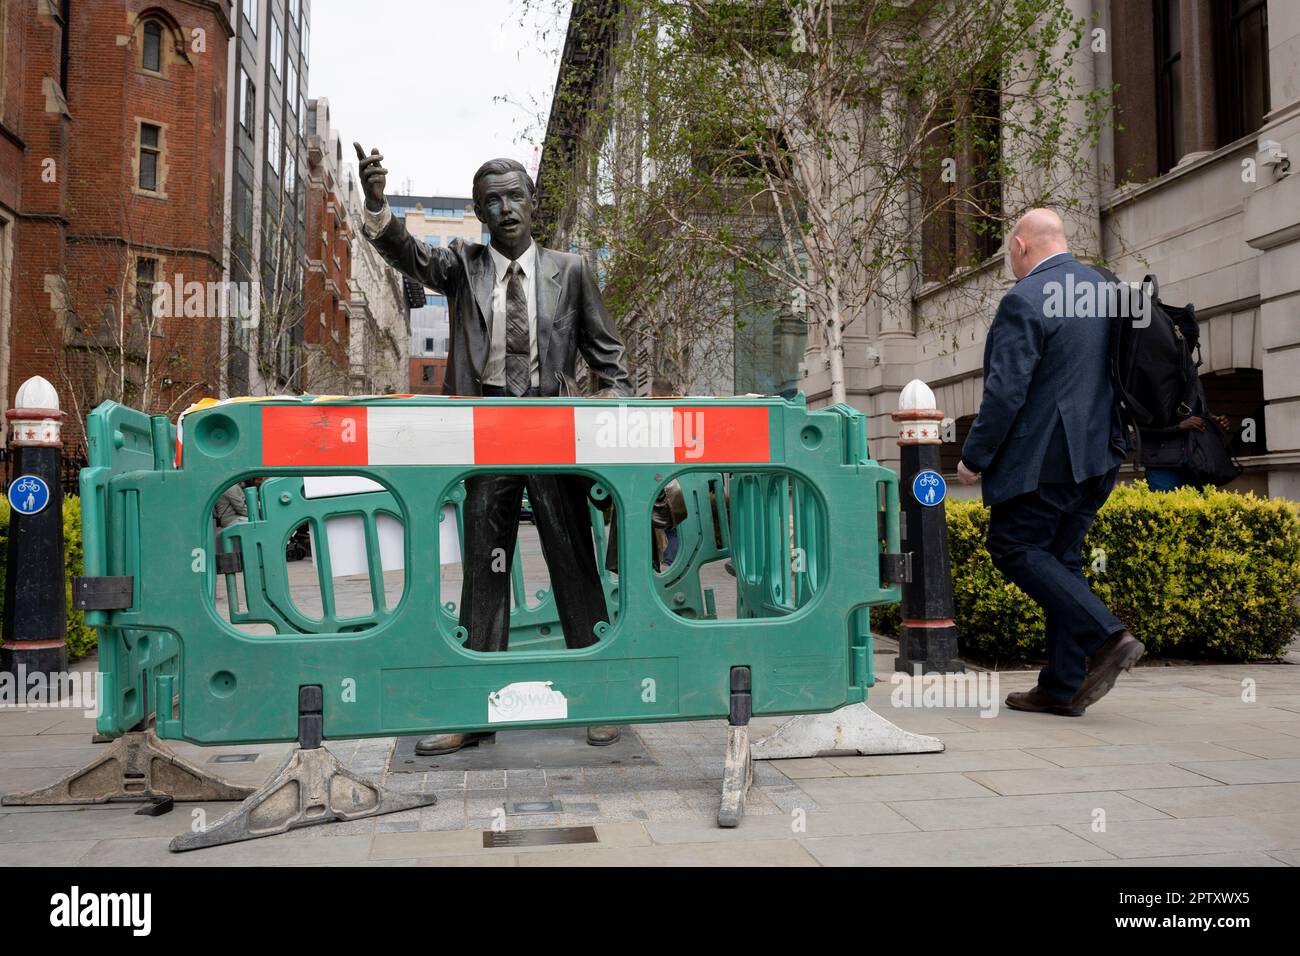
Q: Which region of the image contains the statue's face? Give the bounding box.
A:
[475,171,536,248]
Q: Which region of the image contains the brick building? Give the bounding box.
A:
[1,0,234,452]
[301,95,350,392]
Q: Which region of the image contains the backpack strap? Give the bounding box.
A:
[1142,273,1160,301]
[1092,264,1144,468]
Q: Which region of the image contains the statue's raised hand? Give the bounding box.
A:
[354,142,387,211]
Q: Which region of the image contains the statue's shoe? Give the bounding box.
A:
[586,725,622,746]
[414,732,496,756]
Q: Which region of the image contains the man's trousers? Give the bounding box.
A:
[985,468,1124,702]
[458,472,608,653]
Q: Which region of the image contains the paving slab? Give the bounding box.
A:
[794,771,997,805]
[0,839,99,866]
[80,834,377,866]
[1033,851,1289,867]
[645,801,918,844]
[1024,741,1261,768]
[516,838,820,866]
[801,824,1113,866]
[886,791,1170,831]
[824,749,1057,776]
[1217,735,1300,759]
[964,763,1222,796]
[1062,810,1300,858]
[1164,757,1300,785]
[1120,781,1300,817]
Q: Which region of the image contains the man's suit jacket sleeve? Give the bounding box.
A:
[365,209,462,295]
[576,259,631,396]
[961,290,1044,472]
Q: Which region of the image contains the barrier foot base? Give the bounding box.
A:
[751,703,945,760]
[169,745,436,852]
[1,730,255,806]
[717,724,752,828]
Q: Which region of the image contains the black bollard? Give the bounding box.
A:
[891,380,964,674]
[1,376,69,686]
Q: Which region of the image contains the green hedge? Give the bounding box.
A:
[874,483,1300,664]
[0,496,97,662]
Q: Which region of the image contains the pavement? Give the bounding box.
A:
[2,527,1298,866]
[3,647,1299,866]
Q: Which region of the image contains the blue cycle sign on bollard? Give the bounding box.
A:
[912,469,946,507]
[8,474,51,515]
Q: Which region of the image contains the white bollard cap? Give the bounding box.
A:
[15,376,60,411]
[7,376,63,447]
[892,379,943,443]
[898,379,936,411]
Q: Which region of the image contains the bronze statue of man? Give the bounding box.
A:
[355,144,630,755]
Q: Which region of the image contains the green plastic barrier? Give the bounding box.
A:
[83,393,900,744]
[214,477,644,649]
[81,405,182,734]
[217,471,723,643]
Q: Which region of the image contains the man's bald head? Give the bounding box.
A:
[1008,208,1069,279]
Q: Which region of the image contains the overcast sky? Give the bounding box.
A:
[307,0,572,199]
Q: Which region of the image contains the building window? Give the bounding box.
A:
[1216,0,1270,144]
[135,257,158,321]
[139,123,162,192]
[422,235,440,246]
[142,20,163,73]
[270,17,282,78]
[235,173,253,243]
[303,18,310,65]
[919,81,1003,281]
[285,145,296,195]
[240,69,255,132]
[267,115,281,179]
[424,337,435,352]
[243,0,257,35]
[422,365,438,384]
[287,62,298,110]
[299,94,306,136]
[289,0,300,27]
[1155,0,1183,174]
[969,79,1003,263]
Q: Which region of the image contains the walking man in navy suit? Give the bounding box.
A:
[957,209,1144,716]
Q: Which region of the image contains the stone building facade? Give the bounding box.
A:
[540,0,1299,499]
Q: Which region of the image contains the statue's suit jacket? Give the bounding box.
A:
[366,214,630,397]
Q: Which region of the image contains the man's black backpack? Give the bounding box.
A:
[1093,267,1241,486]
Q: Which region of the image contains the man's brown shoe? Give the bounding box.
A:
[1072,630,1145,709]
[414,731,495,756]
[586,725,622,746]
[1006,687,1085,717]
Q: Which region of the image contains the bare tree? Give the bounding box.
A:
[527,0,1117,403]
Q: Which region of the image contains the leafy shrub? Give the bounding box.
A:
[873,483,1300,664]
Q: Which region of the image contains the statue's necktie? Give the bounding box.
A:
[504,262,530,396]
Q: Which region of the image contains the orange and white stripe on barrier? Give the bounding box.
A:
[258,403,772,467]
